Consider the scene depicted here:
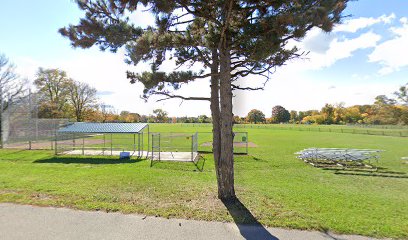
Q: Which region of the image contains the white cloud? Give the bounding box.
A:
[289,30,381,71]
[334,13,395,33]
[368,21,408,75]
[301,28,336,54]
[324,31,380,64]
[126,6,156,28]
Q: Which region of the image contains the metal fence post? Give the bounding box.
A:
[54,131,58,155]
[151,134,153,161]
[138,133,140,158]
[73,133,76,150]
[103,134,106,155]
[82,135,85,155]
[191,133,194,161]
[246,132,249,155]
[133,133,136,152]
[141,130,144,158]
[147,125,150,158]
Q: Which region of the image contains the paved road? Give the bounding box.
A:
[0,203,381,240]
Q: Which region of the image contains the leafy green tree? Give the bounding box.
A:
[394,82,408,106]
[399,106,408,125]
[271,105,290,123]
[289,110,298,123]
[302,114,325,124]
[366,95,399,125]
[60,0,348,200]
[198,115,211,123]
[298,111,306,122]
[343,106,363,123]
[233,115,240,124]
[321,103,335,124]
[68,80,98,122]
[153,109,168,123]
[246,109,265,124]
[374,95,396,106]
[333,103,345,124]
[120,111,141,122]
[34,68,73,118]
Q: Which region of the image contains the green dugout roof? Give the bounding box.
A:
[57,122,148,134]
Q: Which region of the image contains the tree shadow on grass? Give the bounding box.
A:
[193,155,206,172]
[252,156,262,161]
[321,167,408,179]
[150,155,207,172]
[222,197,278,240]
[34,156,143,164]
[333,171,408,178]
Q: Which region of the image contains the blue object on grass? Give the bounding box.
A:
[120,152,130,159]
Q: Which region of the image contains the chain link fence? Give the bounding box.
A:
[1,90,69,150]
[150,132,199,163]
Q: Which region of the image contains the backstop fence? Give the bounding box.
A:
[0,90,69,150]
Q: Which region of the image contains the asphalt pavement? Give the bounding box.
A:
[0,203,382,240]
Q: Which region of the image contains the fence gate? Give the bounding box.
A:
[149,132,199,166]
[150,133,161,165]
[192,132,198,162]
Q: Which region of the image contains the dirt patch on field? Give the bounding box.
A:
[30,193,57,201]
[0,189,23,195]
[201,142,258,147]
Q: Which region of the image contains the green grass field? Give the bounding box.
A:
[1,123,408,238]
[179,123,408,137]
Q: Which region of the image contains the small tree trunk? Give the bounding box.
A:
[210,49,222,192]
[218,42,235,200]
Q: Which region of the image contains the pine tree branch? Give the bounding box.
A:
[231,84,264,91]
[153,91,210,102]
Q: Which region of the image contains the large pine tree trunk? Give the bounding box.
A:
[217,42,235,200]
[210,49,225,197]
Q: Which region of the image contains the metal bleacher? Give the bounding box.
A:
[295,148,384,168]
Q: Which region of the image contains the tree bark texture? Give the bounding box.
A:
[210,48,222,193]
[218,38,235,200]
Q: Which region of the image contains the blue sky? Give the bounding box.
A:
[1,0,408,117]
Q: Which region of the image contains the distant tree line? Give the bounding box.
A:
[34,72,407,125]
[240,83,408,125]
[294,90,408,125]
